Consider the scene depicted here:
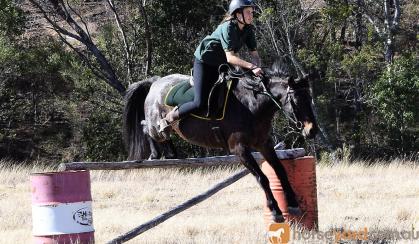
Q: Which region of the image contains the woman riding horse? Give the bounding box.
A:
[159,0,263,132]
[124,0,319,224]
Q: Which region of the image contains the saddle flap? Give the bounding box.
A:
[164,79,232,120]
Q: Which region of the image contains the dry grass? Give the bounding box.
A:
[0,159,418,243]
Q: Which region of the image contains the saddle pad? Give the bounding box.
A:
[165,81,194,107]
[164,80,233,120]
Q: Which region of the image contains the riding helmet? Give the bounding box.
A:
[228,0,256,15]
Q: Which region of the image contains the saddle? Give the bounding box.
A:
[164,75,233,120]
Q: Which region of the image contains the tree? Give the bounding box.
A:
[32,0,126,93]
[28,0,139,95]
[0,0,26,37]
[359,0,401,64]
[369,55,418,153]
[257,0,336,153]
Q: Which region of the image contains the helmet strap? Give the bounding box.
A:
[235,9,249,25]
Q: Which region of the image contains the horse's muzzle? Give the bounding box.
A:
[302,121,318,139]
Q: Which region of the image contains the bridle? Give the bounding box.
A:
[217,64,306,131]
[260,81,316,148]
[259,81,303,130]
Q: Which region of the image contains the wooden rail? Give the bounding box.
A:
[59,148,306,171]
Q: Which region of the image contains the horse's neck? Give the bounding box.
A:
[234,83,277,117]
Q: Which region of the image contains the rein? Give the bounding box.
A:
[259,82,302,130]
[217,63,254,79]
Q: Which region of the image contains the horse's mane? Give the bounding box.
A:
[264,59,290,78]
[231,59,290,80]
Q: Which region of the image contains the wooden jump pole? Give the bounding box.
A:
[107,169,250,244]
[59,148,305,171]
[106,147,305,243]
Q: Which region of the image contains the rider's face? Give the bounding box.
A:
[238,7,254,24]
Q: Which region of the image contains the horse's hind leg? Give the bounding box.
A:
[147,135,161,159]
[231,143,285,222]
[258,139,300,213]
[146,135,177,159]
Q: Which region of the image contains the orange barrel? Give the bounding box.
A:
[30,171,94,244]
[261,156,318,230]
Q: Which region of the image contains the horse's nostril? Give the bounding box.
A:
[303,121,313,131]
[302,122,318,139]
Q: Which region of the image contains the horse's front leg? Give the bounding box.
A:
[161,139,177,159]
[258,139,301,214]
[231,143,285,223]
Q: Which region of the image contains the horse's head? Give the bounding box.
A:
[279,76,318,139]
[258,63,317,139]
[230,63,318,139]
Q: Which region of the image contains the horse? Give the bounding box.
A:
[122,63,318,222]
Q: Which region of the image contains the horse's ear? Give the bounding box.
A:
[288,76,296,86]
[295,74,309,83]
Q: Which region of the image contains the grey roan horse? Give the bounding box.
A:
[123,63,318,222]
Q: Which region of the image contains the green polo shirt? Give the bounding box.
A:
[194,20,257,66]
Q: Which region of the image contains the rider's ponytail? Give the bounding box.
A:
[221,13,235,23]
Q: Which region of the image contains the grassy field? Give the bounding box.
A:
[0,159,418,243]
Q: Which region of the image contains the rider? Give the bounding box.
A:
[160,0,263,132]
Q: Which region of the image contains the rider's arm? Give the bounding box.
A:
[225,51,254,69]
[225,51,263,75]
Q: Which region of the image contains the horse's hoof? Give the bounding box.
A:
[288,207,302,215]
[273,215,285,223]
[148,154,160,160]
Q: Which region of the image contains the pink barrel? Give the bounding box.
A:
[30,170,94,244]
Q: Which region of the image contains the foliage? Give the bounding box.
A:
[0,39,75,162]
[369,55,418,153]
[81,108,125,161]
[0,0,25,37]
[146,0,226,75]
[59,49,126,162]
[0,0,418,163]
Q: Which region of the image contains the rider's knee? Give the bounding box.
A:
[194,97,205,110]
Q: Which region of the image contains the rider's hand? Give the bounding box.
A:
[251,66,263,76]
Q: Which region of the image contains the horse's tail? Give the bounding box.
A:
[123,77,160,160]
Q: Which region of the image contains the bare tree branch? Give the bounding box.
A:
[279,12,307,78]
[363,13,382,37]
[55,29,108,81]
[28,0,126,95]
[136,0,152,76]
[383,0,391,32]
[360,0,400,64]
[66,0,93,42]
[30,0,83,41]
[255,3,281,56]
[107,0,133,84]
[392,0,401,28]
